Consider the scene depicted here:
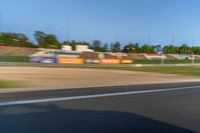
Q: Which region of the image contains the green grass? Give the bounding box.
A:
[96,66,200,77]
[0,81,21,88]
[40,64,200,77]
[0,56,29,62]
[134,59,200,64]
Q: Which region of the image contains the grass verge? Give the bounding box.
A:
[0,56,29,62]
[95,66,200,77]
[134,59,200,64]
[0,81,22,88]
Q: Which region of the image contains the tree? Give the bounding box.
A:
[79,41,90,46]
[163,45,178,54]
[45,34,60,49]
[140,44,155,53]
[122,42,136,53]
[34,31,47,48]
[111,42,121,53]
[133,43,140,53]
[178,44,191,54]
[0,32,33,47]
[92,40,101,49]
[103,43,109,52]
[92,40,105,52]
[34,31,60,49]
[191,46,200,55]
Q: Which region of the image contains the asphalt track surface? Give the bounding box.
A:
[1,82,200,133]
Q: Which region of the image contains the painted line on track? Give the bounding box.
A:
[0,85,200,107]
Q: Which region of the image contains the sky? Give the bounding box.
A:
[1,0,200,46]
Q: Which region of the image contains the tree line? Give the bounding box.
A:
[0,31,200,54]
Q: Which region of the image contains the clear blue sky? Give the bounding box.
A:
[1,0,200,46]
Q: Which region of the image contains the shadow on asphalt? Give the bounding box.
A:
[0,104,196,133]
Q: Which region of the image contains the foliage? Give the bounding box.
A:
[0,33,33,47]
[1,31,200,54]
[163,45,178,54]
[139,44,155,53]
[111,42,121,53]
[34,31,60,49]
[91,40,107,52]
[178,44,191,54]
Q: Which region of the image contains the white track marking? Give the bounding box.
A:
[0,85,200,107]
